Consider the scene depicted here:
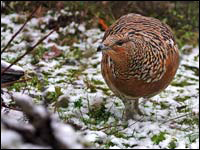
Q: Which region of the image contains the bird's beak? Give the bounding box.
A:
[97,43,111,52]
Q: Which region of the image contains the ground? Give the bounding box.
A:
[1,7,199,149]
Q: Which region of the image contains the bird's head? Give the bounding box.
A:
[97,31,135,64]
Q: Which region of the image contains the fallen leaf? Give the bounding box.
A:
[98,18,109,30]
[43,45,62,60]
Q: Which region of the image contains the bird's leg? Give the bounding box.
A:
[122,99,143,120]
[133,99,143,115]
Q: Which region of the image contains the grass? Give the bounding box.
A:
[174,95,191,102]
[88,104,111,125]
[171,79,196,87]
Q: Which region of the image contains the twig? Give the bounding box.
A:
[1,78,32,88]
[122,116,145,130]
[97,116,144,132]
[1,6,39,54]
[1,29,55,75]
[97,123,123,131]
[160,112,193,125]
[1,103,22,112]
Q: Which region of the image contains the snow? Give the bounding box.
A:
[190,139,199,149]
[1,60,24,72]
[110,145,121,149]
[78,23,86,32]
[52,122,84,149]
[1,8,199,149]
[84,130,107,143]
[1,128,23,149]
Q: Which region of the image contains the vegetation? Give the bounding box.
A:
[2,1,199,48]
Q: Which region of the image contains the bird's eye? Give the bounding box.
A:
[116,40,124,46]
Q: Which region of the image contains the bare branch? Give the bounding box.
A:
[1,6,40,54]
[1,78,31,88]
[1,29,55,76]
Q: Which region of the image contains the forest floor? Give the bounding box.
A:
[1,7,199,149]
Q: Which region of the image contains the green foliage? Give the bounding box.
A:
[160,1,199,48]
[114,132,127,139]
[182,65,199,76]
[104,140,115,148]
[55,86,62,97]
[66,68,84,83]
[3,1,198,48]
[179,117,199,126]
[171,79,195,87]
[7,82,26,92]
[186,132,199,143]
[160,101,170,109]
[151,131,167,144]
[65,1,199,48]
[30,75,42,91]
[45,86,63,103]
[87,103,111,125]
[74,98,83,109]
[45,91,57,102]
[70,47,83,60]
[174,95,191,102]
[31,46,48,64]
[91,78,104,85]
[168,138,177,149]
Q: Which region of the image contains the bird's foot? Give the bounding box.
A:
[122,99,145,121]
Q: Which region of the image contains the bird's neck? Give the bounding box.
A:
[105,50,130,74]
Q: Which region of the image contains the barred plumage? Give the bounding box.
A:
[98,13,179,120]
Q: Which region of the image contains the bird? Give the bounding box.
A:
[1,60,25,87]
[97,13,179,120]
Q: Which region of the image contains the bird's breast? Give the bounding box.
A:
[101,50,179,99]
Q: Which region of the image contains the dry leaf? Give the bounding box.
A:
[43,45,62,60]
[98,18,109,30]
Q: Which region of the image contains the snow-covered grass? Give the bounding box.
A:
[1,9,199,149]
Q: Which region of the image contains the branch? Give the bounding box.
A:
[1,78,31,88]
[1,6,40,54]
[1,29,55,76]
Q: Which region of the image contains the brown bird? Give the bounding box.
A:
[97,13,179,120]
